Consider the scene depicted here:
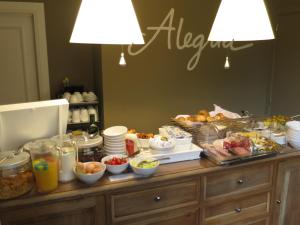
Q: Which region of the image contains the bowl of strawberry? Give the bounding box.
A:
[101,154,129,174]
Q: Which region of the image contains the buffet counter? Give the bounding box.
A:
[1,148,300,225]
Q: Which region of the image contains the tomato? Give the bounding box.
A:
[105,157,127,165]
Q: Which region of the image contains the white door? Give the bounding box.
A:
[0,2,50,104]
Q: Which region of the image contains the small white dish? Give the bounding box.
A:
[74,162,106,184]
[130,157,159,177]
[101,155,129,174]
[149,136,176,151]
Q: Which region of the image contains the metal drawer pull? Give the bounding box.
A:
[235,208,242,213]
[237,179,244,184]
[276,200,281,204]
[154,196,161,202]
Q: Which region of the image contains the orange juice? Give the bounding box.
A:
[32,156,58,193]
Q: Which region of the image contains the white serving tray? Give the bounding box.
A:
[137,143,203,164]
[107,143,203,182]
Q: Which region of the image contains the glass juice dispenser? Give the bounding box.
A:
[29,140,59,193]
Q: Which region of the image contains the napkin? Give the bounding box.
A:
[209,104,241,119]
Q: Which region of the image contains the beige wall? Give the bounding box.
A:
[102,0,274,132]
[2,0,97,98]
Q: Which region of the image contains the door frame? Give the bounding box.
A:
[0,1,50,100]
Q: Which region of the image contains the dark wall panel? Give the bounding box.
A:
[102,0,274,132]
[270,4,300,115]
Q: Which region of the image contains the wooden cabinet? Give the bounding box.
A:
[204,192,270,225]
[224,218,269,225]
[203,163,273,201]
[108,179,200,225]
[2,153,300,225]
[202,162,273,225]
[0,195,106,225]
[111,207,199,225]
[273,158,300,225]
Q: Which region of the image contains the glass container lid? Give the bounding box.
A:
[0,151,30,170]
[25,139,57,155]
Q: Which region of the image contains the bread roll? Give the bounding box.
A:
[195,114,207,122]
[198,110,210,117]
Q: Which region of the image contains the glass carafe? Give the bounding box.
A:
[52,135,77,183]
[29,140,59,193]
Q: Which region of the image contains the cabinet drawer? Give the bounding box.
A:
[205,192,270,225]
[111,180,198,220]
[217,217,269,225]
[204,164,273,199]
[123,209,199,225]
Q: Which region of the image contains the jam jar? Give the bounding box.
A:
[0,151,34,200]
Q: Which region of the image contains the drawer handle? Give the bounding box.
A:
[276,200,281,204]
[154,196,161,202]
[235,208,242,213]
[237,179,244,184]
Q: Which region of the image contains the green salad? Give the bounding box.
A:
[132,160,158,169]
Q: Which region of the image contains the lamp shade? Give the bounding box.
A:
[70,0,144,45]
[208,0,275,41]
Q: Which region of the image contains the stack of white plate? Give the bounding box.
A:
[103,126,128,155]
[286,121,300,149]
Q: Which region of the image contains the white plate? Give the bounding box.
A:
[104,142,126,148]
[104,139,125,143]
[104,145,126,149]
[104,150,126,155]
[104,147,126,152]
[104,137,125,142]
[104,144,125,149]
[104,142,125,146]
[103,126,128,137]
[104,134,126,139]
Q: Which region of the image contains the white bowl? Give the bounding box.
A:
[286,121,300,131]
[130,158,159,177]
[74,162,106,184]
[149,136,176,151]
[287,130,300,138]
[101,155,129,174]
[103,126,128,137]
[287,135,300,142]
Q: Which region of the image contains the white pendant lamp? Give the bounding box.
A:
[208,0,275,41]
[70,0,144,65]
[208,0,275,69]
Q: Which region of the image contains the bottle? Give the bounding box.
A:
[125,133,138,156]
[87,114,99,136]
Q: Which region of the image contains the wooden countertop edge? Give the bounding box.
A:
[1,150,300,210]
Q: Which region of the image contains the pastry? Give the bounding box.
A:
[198,110,210,117]
[195,114,207,122]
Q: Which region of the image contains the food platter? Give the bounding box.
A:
[200,131,281,165]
